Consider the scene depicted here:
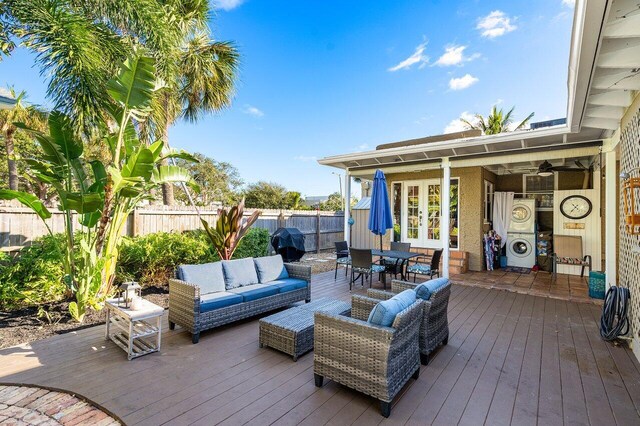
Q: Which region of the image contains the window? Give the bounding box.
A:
[523,173,555,210]
[392,182,402,242]
[407,184,420,239]
[426,183,440,240]
[484,180,494,223]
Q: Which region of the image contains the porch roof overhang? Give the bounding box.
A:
[317,126,604,177]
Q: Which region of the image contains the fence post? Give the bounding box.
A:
[131,208,139,237]
[316,210,321,253]
[277,211,285,229]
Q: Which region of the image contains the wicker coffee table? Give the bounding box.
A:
[259,297,351,361]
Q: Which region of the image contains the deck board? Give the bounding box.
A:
[0,270,638,425]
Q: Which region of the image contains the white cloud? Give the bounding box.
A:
[562,0,575,7]
[294,155,317,162]
[214,0,245,11]
[449,74,479,90]
[444,112,475,134]
[388,41,429,72]
[477,11,517,38]
[354,143,369,152]
[242,104,264,118]
[434,45,480,67]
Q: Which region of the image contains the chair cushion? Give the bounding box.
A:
[368,289,416,327]
[254,255,289,283]
[269,278,308,293]
[222,258,259,289]
[199,291,244,313]
[407,263,431,275]
[415,277,450,300]
[556,257,588,265]
[227,284,279,302]
[177,262,225,294]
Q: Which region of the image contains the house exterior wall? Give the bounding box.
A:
[382,166,485,271]
[618,92,640,362]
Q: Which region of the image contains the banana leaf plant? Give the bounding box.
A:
[0,54,199,322]
[201,199,261,260]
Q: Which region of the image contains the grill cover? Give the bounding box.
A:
[271,228,306,262]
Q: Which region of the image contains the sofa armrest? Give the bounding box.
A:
[168,279,200,330]
[314,311,395,367]
[284,263,312,283]
[391,279,419,293]
[367,289,395,301]
[351,294,383,321]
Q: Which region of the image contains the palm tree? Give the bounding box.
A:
[142,6,239,205]
[0,88,47,190]
[1,0,182,132]
[461,106,534,135]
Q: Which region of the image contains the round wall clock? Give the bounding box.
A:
[560,195,592,220]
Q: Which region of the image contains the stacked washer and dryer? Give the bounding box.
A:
[506,199,536,268]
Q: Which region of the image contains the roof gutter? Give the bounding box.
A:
[566,0,610,132]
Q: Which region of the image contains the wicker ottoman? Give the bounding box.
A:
[259,298,351,361]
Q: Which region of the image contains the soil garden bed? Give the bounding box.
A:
[0,252,338,350]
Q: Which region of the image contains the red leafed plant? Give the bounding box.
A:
[201,198,261,260]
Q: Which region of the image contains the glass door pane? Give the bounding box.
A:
[406,185,420,240]
[426,183,440,241]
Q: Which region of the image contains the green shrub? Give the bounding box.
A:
[0,234,68,309]
[0,227,272,309]
[116,227,270,287]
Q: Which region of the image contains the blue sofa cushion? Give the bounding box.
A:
[415,277,450,301]
[254,255,289,283]
[199,292,243,313]
[269,278,308,294]
[177,262,225,294]
[222,258,259,289]
[368,289,416,327]
[228,284,279,302]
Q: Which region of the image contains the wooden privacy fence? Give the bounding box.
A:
[0,205,344,253]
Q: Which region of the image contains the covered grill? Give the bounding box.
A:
[271,228,306,262]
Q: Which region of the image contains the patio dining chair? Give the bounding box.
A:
[406,249,442,282]
[334,240,351,280]
[552,235,592,278]
[383,241,411,278]
[349,248,385,290]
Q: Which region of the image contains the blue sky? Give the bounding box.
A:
[1,0,575,198]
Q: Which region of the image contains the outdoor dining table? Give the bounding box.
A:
[371,249,421,286]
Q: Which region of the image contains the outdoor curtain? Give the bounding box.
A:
[492,191,514,248]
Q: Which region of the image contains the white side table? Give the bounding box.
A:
[105,298,164,360]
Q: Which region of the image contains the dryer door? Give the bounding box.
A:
[510,238,532,258]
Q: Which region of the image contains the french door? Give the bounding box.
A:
[401,180,442,248]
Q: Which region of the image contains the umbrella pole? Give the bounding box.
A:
[380,234,383,251]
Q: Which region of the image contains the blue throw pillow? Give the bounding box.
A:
[368,289,416,327]
[253,255,289,283]
[415,277,449,300]
[222,258,260,289]
[176,262,225,294]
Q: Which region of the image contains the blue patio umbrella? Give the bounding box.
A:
[368,169,394,250]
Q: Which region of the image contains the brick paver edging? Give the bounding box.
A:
[0,383,123,425]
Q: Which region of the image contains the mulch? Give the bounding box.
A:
[0,286,169,350]
[0,252,339,350]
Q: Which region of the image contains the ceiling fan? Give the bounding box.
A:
[536,159,591,177]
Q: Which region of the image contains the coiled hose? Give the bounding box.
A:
[599,286,630,341]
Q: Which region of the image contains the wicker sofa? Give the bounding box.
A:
[313,293,424,418]
[169,255,311,343]
[368,278,451,365]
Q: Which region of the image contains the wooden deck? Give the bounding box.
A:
[1,271,639,425]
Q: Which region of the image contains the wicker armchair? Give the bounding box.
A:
[313,294,424,418]
[367,278,450,365]
[169,263,311,343]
